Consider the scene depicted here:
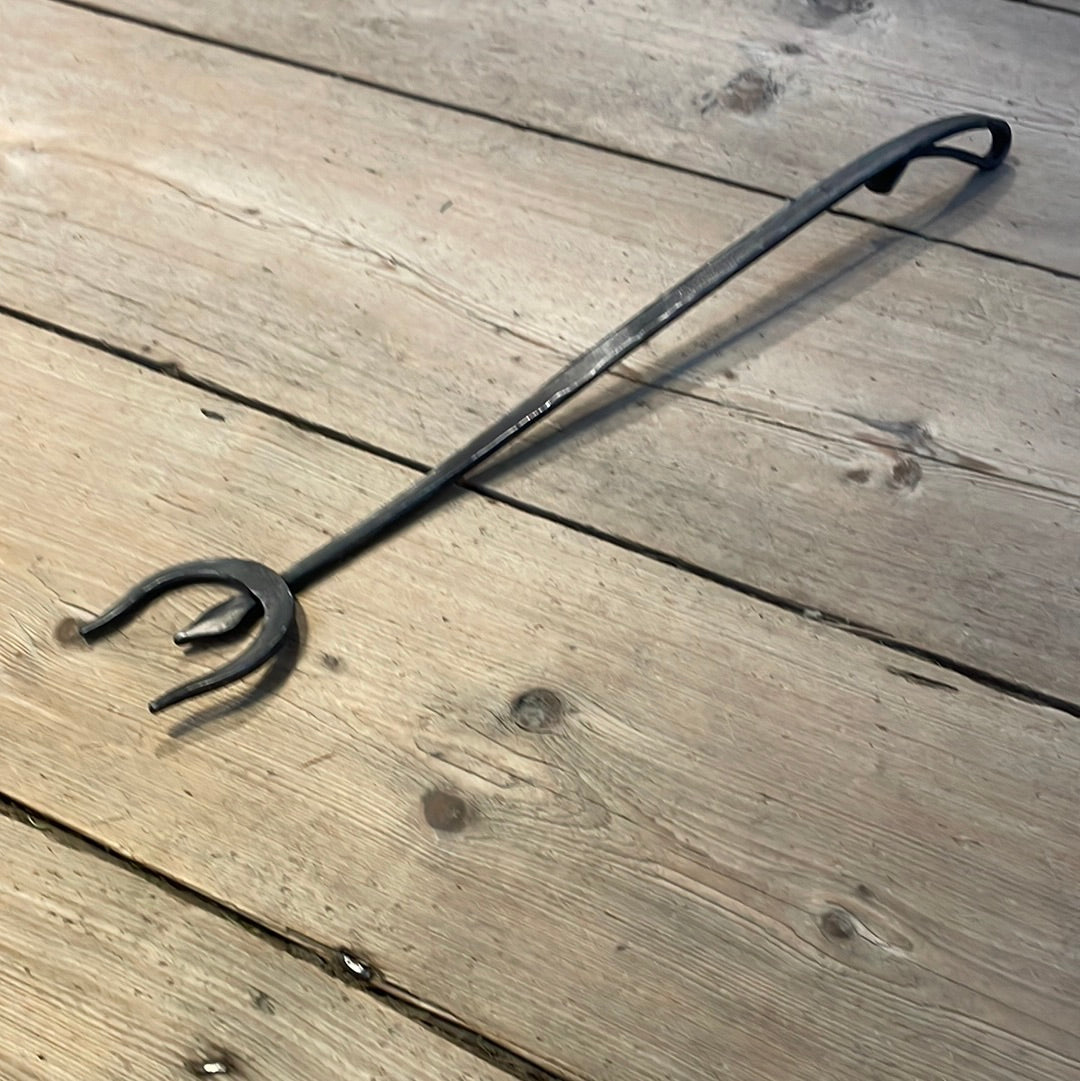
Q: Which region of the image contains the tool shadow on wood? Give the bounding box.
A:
[472,161,1014,490]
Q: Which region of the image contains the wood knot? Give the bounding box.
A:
[53,617,87,648]
[785,0,874,27]
[807,0,873,20]
[820,907,856,940]
[843,467,871,485]
[510,688,565,732]
[422,789,469,832]
[888,457,922,491]
[719,68,782,115]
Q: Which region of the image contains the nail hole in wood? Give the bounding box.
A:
[186,1049,236,1076]
[338,950,377,983]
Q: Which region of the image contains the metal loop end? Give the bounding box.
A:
[863,114,1012,195]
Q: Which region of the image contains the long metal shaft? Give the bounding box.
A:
[275,113,1013,596]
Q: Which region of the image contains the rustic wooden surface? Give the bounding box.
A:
[0,810,507,1081]
[2,0,1078,700]
[2,1,1079,1080]
[92,0,1080,274]
[2,316,1078,1081]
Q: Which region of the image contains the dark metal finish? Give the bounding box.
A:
[79,114,1011,713]
[78,559,295,713]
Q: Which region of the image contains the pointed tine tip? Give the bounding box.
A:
[174,594,259,646]
[149,683,205,714]
[78,611,114,642]
[172,621,228,647]
[174,613,220,645]
[149,678,208,714]
[148,689,180,714]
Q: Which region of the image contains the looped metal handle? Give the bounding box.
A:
[862,114,1012,194]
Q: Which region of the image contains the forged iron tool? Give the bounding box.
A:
[78,114,1012,714]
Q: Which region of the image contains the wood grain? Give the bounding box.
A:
[87,0,1080,274]
[0,811,507,1081]
[1,0,1077,700]
[2,315,1078,1081]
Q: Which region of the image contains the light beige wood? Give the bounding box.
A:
[2,316,1079,1081]
[0,812,507,1081]
[91,0,1080,274]
[1,0,1077,700]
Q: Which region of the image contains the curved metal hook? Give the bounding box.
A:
[79,558,295,714]
[862,115,1011,194]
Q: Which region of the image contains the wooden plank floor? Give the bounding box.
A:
[0,807,509,1081]
[1,2,1078,1080]
[4,0,1079,699]
[84,0,1080,274]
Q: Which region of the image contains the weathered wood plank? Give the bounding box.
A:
[88,0,1080,274]
[2,316,1078,1081]
[0,811,507,1081]
[1,0,1077,699]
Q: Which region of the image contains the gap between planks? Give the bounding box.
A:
[1010,0,1080,15]
[1,311,1078,1081]
[46,0,1080,276]
[42,0,1080,285]
[4,298,1079,724]
[0,793,560,1081]
[2,0,1078,702]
